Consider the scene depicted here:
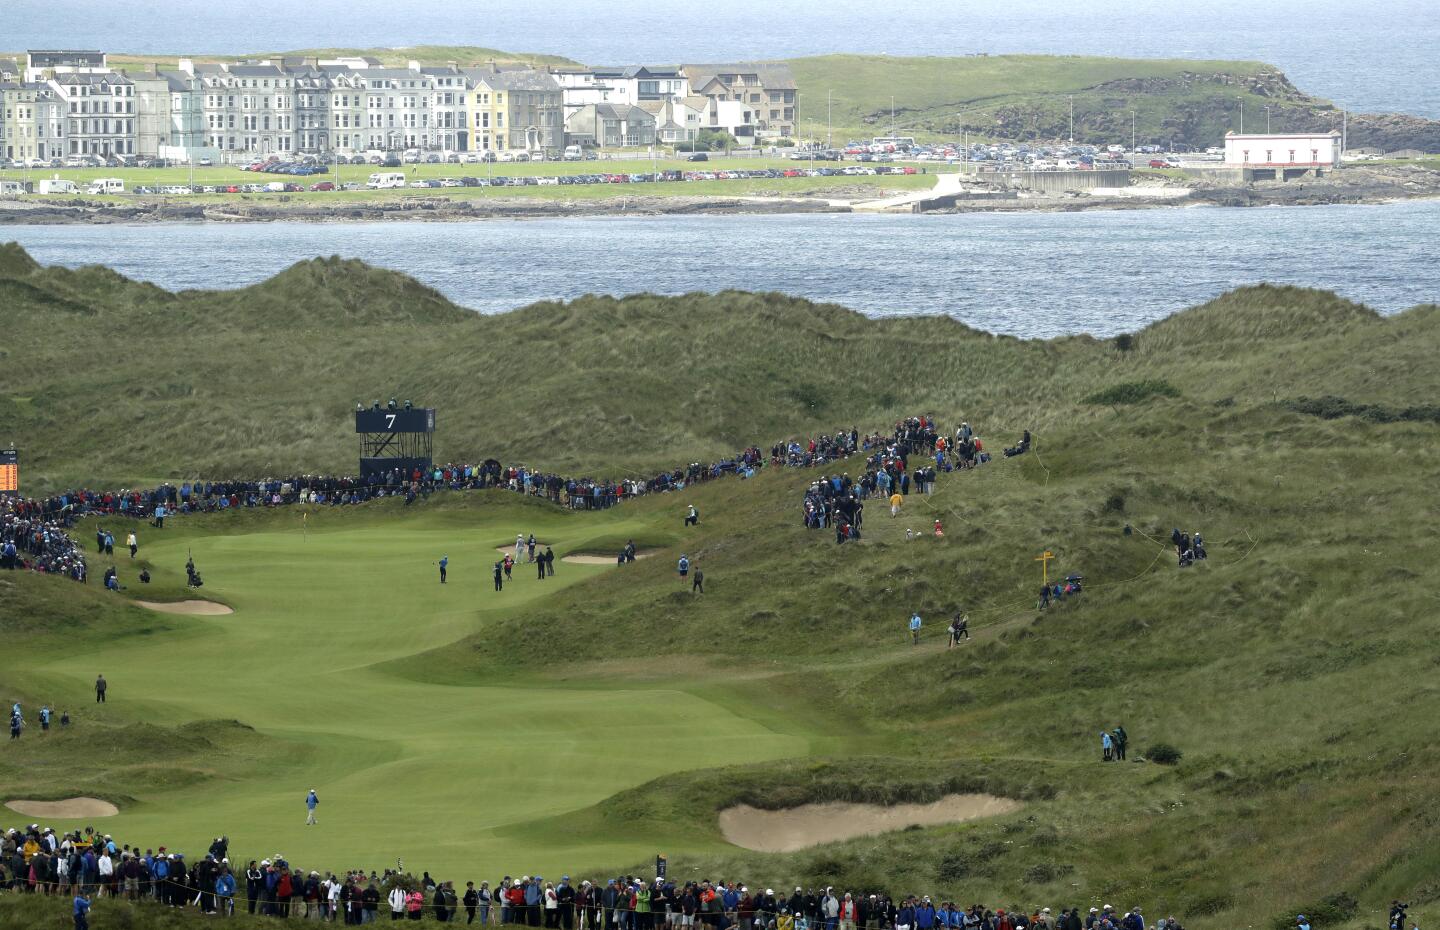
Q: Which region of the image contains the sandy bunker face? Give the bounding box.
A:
[561,552,656,565]
[719,794,1023,853]
[6,798,119,818]
[135,600,233,616]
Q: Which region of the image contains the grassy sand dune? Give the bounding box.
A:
[3,251,1440,929]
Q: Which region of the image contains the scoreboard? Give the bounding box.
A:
[0,450,16,493]
[355,407,435,433]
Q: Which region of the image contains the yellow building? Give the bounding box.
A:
[1,83,40,161]
[464,66,562,155]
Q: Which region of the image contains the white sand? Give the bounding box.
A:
[719,794,1023,852]
[6,797,119,818]
[134,600,234,616]
[561,552,656,565]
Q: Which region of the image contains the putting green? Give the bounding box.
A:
[11,503,813,877]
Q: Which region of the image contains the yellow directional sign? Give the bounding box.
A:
[1034,549,1055,586]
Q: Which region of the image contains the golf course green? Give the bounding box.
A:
[1,497,829,877]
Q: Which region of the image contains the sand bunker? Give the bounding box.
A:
[719,794,1023,852]
[562,552,656,565]
[135,600,234,616]
[6,798,119,818]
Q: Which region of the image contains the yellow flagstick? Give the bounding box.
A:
[1034,549,1054,587]
[303,511,308,543]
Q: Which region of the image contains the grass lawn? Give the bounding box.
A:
[0,496,820,877]
[0,158,933,203]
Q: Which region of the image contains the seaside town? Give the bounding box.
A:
[0,51,798,166]
[5,47,1435,212]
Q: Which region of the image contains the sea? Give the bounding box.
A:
[6,0,1439,119]
[6,200,1438,338]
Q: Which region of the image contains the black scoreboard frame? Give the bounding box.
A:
[355,407,435,481]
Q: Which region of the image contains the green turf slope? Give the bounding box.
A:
[1,495,821,877]
[7,242,1438,494]
[3,252,1440,929]
[786,54,1317,148]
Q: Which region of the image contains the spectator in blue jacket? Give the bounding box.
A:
[216,868,237,916]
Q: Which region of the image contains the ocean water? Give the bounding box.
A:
[5,0,1438,119]
[5,200,1437,338]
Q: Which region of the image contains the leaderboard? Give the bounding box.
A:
[0,450,16,493]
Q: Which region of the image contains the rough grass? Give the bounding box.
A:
[788,54,1292,146]
[4,250,1440,930]
[3,246,1438,493]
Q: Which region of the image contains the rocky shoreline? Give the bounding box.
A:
[0,164,1436,224]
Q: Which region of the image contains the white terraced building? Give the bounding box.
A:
[9,49,802,159]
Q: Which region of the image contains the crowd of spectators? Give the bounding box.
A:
[0,416,964,585]
[802,419,1011,542]
[2,824,1183,930]
[0,500,86,580]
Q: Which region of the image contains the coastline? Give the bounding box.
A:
[2,164,1438,224]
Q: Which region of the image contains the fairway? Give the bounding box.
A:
[1,499,815,877]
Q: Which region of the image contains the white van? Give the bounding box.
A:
[38,178,80,195]
[366,172,406,189]
[563,145,584,161]
[87,178,125,195]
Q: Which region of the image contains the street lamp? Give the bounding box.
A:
[826,88,832,151]
[957,109,967,174]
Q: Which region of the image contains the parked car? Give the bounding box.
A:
[686,152,709,162]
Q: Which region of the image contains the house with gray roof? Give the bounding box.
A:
[682,62,798,138]
[564,102,657,150]
[465,65,563,154]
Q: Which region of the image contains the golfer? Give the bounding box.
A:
[678,555,690,580]
[909,612,922,645]
[305,789,319,825]
[95,674,107,704]
[438,556,448,584]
